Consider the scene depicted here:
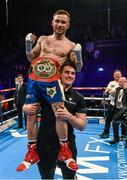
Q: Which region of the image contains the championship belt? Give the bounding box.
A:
[29,56,61,82]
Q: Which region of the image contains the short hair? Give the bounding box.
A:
[53,9,70,20]
[17,74,23,78]
[61,61,76,73]
[114,70,121,73]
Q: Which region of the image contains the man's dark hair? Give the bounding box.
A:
[17,74,23,78]
[53,9,70,20]
[61,61,76,72]
[114,70,121,73]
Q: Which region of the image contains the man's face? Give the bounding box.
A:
[61,66,76,87]
[52,14,70,35]
[17,76,23,84]
[118,78,127,87]
[114,71,122,81]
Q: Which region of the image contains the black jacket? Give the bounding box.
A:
[114,87,127,108]
[113,87,127,120]
[15,83,27,107]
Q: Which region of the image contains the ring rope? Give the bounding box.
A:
[74,87,106,90]
[84,97,109,100]
[3,109,17,115]
[2,98,14,103]
[0,88,15,93]
[0,87,108,126]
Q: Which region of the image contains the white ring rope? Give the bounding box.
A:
[2,98,14,103]
[84,97,109,100]
[0,87,109,125]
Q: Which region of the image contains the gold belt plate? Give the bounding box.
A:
[33,57,57,78]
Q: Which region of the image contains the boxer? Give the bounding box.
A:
[16,9,83,172]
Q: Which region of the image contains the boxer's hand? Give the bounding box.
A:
[69,51,77,64]
[25,33,37,54]
[25,33,37,44]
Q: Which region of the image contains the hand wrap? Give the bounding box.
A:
[25,33,33,54]
[72,43,83,72]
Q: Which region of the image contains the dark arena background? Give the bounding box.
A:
[0,0,127,179]
[0,0,127,89]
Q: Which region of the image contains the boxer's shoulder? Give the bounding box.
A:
[37,35,47,44]
[65,38,76,50]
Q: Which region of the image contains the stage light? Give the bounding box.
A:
[98,67,104,72]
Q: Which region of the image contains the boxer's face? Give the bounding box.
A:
[52,14,70,35]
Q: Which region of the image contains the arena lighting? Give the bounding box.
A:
[98,67,104,72]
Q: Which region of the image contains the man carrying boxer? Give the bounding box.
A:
[16,9,83,172]
[23,61,86,179]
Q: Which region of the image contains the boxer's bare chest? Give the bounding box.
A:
[40,38,71,58]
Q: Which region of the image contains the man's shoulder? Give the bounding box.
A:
[37,35,48,42]
[107,80,118,87]
[116,86,121,90]
[70,88,84,99]
[65,37,76,49]
[108,80,116,85]
[37,35,53,44]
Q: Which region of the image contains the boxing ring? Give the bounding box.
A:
[0,87,127,180]
[0,88,17,131]
[0,87,108,127]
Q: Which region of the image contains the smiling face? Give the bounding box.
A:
[61,65,76,89]
[113,70,122,81]
[52,14,70,36]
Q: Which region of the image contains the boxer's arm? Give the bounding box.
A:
[25,33,41,62]
[70,43,83,72]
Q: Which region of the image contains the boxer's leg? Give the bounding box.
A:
[16,79,40,172]
[52,101,78,171]
[16,103,40,172]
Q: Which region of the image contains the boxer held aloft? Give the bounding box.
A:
[72,43,83,72]
[25,33,33,54]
